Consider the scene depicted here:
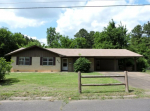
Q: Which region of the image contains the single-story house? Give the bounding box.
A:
[5,45,142,72]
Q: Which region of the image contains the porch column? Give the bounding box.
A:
[114,58,117,71]
[134,57,137,71]
[124,59,126,70]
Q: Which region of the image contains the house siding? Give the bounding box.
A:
[12,47,59,57]
[68,58,73,72]
[88,58,94,72]
[11,56,61,72]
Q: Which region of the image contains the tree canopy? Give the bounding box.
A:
[94,20,129,49]
[0,27,41,60]
[1,20,150,70]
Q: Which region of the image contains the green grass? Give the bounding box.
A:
[146,70,150,74]
[0,72,145,100]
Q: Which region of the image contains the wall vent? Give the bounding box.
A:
[35,70,38,72]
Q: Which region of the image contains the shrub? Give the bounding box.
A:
[74,57,91,72]
[137,57,149,72]
[0,57,12,81]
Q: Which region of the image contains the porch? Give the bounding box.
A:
[61,57,137,72]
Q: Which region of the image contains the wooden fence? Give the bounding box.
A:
[78,71,129,93]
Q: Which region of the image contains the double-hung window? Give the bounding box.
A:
[18,57,31,65]
[42,57,54,65]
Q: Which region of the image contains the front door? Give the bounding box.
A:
[62,58,68,71]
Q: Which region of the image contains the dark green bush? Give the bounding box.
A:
[74,57,91,72]
[137,57,149,72]
[0,57,12,81]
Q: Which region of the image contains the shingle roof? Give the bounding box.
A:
[5,48,25,56]
[48,49,142,57]
[5,45,142,57]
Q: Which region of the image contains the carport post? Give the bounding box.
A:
[78,71,81,93]
[114,57,117,71]
[134,57,137,71]
[125,71,129,92]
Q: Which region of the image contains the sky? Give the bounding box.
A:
[0,0,150,45]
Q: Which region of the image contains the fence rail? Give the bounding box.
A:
[78,71,129,93]
[81,75,125,78]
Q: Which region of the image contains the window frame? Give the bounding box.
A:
[42,57,54,66]
[18,57,31,65]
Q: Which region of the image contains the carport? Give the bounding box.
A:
[95,58,117,71]
[95,58,137,71]
[94,50,142,71]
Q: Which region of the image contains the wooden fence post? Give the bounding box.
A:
[78,71,81,93]
[125,71,129,92]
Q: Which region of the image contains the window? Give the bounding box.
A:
[18,57,31,65]
[42,57,54,65]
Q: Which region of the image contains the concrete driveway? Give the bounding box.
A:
[100,71,150,90]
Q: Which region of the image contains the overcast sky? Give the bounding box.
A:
[0,0,150,44]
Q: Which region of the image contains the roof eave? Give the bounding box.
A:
[63,55,143,57]
[5,45,65,57]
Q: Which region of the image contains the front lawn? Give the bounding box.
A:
[0,72,144,100]
[146,70,150,74]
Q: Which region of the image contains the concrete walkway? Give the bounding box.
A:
[100,71,150,90]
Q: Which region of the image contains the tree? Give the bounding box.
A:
[94,31,114,49]
[136,57,149,72]
[70,37,87,48]
[0,28,14,60]
[46,27,95,48]
[89,31,95,48]
[23,41,42,48]
[47,27,61,47]
[129,24,150,65]
[74,57,91,72]
[12,33,26,47]
[47,27,56,46]
[60,36,73,48]
[143,21,150,37]
[0,57,12,81]
[131,25,143,39]
[74,28,94,48]
[74,28,89,38]
[49,40,61,48]
[94,20,129,49]
[129,25,145,52]
[0,27,42,61]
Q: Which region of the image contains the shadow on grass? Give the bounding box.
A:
[0,78,20,86]
[129,90,134,93]
[83,90,134,93]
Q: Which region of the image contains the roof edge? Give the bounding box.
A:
[125,49,143,57]
[5,45,65,56]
